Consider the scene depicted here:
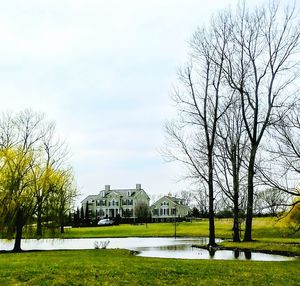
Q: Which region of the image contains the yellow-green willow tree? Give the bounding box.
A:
[0,110,77,252]
[0,147,36,252]
[45,168,77,234]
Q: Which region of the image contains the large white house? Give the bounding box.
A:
[81,184,150,220]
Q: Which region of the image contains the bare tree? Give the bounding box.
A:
[254,188,290,216]
[257,104,300,210]
[33,122,70,236]
[215,95,249,241]
[220,1,300,241]
[165,12,232,246]
[192,182,209,217]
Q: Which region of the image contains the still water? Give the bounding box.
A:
[0,237,295,261]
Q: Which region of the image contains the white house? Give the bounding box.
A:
[151,196,190,222]
[81,184,150,220]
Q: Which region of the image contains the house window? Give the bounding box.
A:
[160,209,163,215]
[96,200,100,206]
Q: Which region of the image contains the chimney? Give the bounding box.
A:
[105,185,110,192]
[136,184,141,190]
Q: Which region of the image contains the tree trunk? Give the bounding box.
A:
[36,202,42,237]
[13,211,24,252]
[244,148,256,241]
[208,153,216,247]
[232,189,240,242]
[231,144,241,242]
[208,188,216,246]
[60,210,65,234]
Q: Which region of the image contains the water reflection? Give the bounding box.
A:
[0,237,294,261]
[208,248,216,258]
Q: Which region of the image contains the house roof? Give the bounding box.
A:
[81,195,99,203]
[81,188,149,203]
[151,196,188,208]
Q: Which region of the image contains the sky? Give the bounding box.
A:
[0,0,291,204]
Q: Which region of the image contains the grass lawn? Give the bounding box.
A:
[61,217,300,240]
[0,249,299,285]
[1,217,299,285]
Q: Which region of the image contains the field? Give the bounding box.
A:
[1,217,299,285]
[62,217,300,240]
[0,249,299,285]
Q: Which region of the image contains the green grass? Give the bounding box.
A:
[0,249,299,285]
[61,217,300,240]
[2,217,299,285]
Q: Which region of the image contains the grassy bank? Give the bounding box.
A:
[218,240,300,256]
[0,249,299,285]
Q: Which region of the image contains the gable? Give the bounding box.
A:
[106,191,120,198]
[151,196,177,208]
[134,189,150,200]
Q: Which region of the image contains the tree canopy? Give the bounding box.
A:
[0,110,77,252]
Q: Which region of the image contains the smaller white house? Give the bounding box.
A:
[151,196,190,222]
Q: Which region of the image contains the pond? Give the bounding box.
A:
[0,237,296,261]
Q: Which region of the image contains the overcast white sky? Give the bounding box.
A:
[0,0,293,203]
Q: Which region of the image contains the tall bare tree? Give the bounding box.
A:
[221,1,300,241]
[215,95,249,241]
[165,12,232,246]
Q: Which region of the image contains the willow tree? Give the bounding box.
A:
[0,147,36,252]
[0,110,77,252]
[46,168,77,234]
